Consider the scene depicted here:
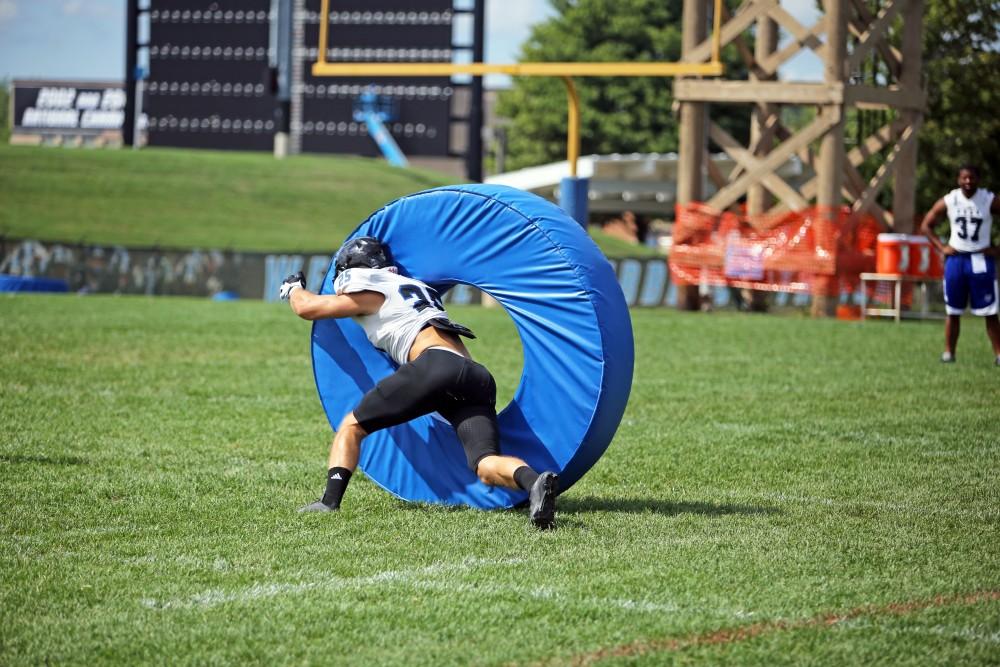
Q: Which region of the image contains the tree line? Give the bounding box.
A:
[495,0,1000,218]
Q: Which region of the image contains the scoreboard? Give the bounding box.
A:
[145,1,459,157]
[298,1,455,156]
[146,2,275,151]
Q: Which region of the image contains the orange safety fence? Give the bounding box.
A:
[669,202,881,298]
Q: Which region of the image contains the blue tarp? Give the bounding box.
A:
[0,274,69,293]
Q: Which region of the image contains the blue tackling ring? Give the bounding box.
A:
[311,184,634,509]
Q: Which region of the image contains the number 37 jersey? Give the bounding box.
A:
[945,188,995,253]
[334,268,472,366]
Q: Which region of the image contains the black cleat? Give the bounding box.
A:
[528,472,559,530]
[298,499,338,513]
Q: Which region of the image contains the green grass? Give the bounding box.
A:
[2,295,999,665]
[0,144,455,252]
[0,145,659,258]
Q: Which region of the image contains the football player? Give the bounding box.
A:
[279,236,559,529]
[920,164,1000,365]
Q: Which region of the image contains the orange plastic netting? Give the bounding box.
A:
[669,202,880,296]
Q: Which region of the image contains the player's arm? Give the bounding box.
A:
[278,272,384,320]
[290,289,384,320]
[985,194,1000,256]
[919,198,953,255]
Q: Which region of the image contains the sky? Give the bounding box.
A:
[0,0,822,86]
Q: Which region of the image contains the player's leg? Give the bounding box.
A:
[443,359,559,529]
[969,256,1000,362]
[943,315,961,362]
[301,357,442,512]
[450,409,559,531]
[299,413,368,512]
[985,315,1000,362]
[941,255,968,361]
[475,454,527,488]
[329,412,367,470]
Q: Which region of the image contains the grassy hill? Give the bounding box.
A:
[0,144,455,253]
[0,144,661,257]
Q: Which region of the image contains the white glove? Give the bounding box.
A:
[279,271,306,300]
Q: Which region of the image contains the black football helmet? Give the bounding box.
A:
[334,236,394,277]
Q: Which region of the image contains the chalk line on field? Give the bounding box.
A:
[141,556,752,621]
[141,557,524,610]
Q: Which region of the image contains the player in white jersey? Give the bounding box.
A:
[919,164,1000,365]
[279,236,559,529]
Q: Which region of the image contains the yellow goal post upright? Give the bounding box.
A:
[311,0,724,221]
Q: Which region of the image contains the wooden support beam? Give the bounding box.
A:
[707,108,839,211]
[758,16,826,76]
[852,123,918,215]
[677,0,708,207]
[683,0,777,64]
[706,157,731,197]
[774,119,899,212]
[892,0,923,233]
[848,119,904,166]
[846,0,907,75]
[709,121,809,210]
[848,15,901,80]
[845,84,925,111]
[718,2,769,80]
[674,80,843,105]
[849,0,903,74]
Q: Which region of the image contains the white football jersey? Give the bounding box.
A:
[945,188,994,253]
[334,267,453,366]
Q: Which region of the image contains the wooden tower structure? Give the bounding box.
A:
[674,0,924,314]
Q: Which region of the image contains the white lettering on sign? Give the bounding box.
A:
[36,87,77,109]
[80,110,124,129]
[75,91,101,110]
[22,108,80,128]
[100,89,126,110]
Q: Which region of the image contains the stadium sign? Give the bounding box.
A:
[12,81,126,134]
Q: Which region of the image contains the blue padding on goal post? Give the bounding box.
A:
[311,184,634,509]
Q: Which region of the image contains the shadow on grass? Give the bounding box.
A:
[0,453,89,466]
[558,496,781,517]
[387,495,780,521]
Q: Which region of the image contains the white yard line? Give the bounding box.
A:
[141,557,524,610]
[142,556,752,621]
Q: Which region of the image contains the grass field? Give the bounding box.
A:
[0,145,658,258]
[2,294,999,665]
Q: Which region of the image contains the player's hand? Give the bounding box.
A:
[279,271,306,300]
[942,245,957,256]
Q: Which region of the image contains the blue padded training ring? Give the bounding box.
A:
[311,184,634,509]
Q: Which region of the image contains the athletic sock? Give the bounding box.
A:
[513,466,539,491]
[321,467,352,508]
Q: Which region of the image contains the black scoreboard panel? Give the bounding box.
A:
[300,1,456,157]
[146,2,275,151]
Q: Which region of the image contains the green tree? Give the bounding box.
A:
[917,0,1000,216]
[495,0,747,171]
